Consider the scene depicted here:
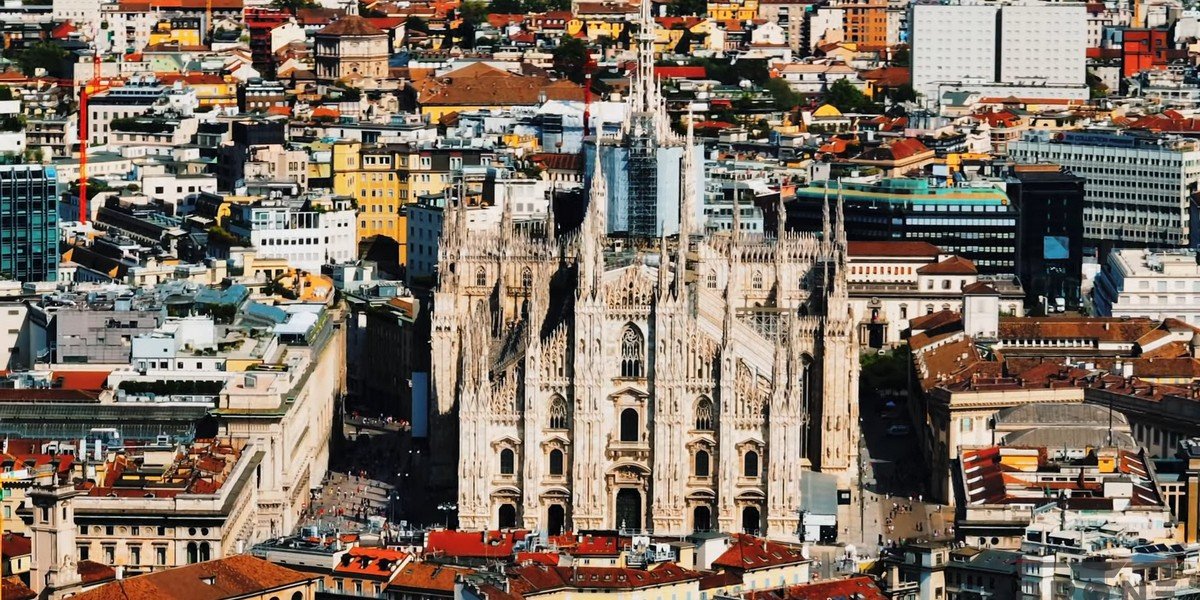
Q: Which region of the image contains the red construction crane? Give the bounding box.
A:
[77,49,102,224]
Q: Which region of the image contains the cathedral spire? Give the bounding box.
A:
[675,112,695,298]
[580,139,607,298]
[775,193,786,241]
[658,235,670,293]
[731,179,742,242]
[456,177,468,251]
[820,181,831,254]
[835,180,847,256]
[500,191,514,242]
[545,186,556,241]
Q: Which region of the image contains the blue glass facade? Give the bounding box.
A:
[0,165,58,282]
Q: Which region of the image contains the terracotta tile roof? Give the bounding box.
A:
[0,534,31,559]
[486,13,526,28]
[334,547,409,579]
[508,563,701,593]
[711,535,807,571]
[858,137,930,162]
[972,110,1022,127]
[50,370,112,390]
[2,577,35,600]
[425,530,528,559]
[917,256,977,275]
[859,66,909,88]
[78,561,117,585]
[962,281,998,295]
[847,240,939,258]
[420,65,584,107]
[317,15,386,36]
[908,310,960,334]
[1132,357,1200,379]
[1127,113,1200,133]
[745,576,887,600]
[997,317,1157,344]
[530,152,582,171]
[574,2,639,14]
[654,65,707,79]
[387,562,472,593]
[515,552,560,566]
[71,555,313,600]
[366,17,406,30]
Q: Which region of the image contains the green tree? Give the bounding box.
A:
[890,47,910,67]
[405,16,429,32]
[269,0,318,13]
[669,0,707,16]
[888,83,917,103]
[552,37,590,84]
[489,0,523,12]
[825,78,869,112]
[15,42,67,77]
[458,0,488,25]
[764,77,801,111]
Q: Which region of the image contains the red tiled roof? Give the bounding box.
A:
[366,17,406,30]
[515,552,560,566]
[70,555,310,600]
[312,106,340,119]
[711,535,807,571]
[509,563,701,593]
[334,547,409,579]
[530,152,582,171]
[859,66,909,88]
[388,562,472,593]
[917,256,977,275]
[654,65,707,80]
[317,15,386,36]
[2,577,35,600]
[51,370,112,390]
[0,534,31,559]
[425,530,528,559]
[746,576,887,600]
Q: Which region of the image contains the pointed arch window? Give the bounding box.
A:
[695,397,714,431]
[695,450,710,477]
[548,396,568,429]
[752,271,763,290]
[620,323,645,378]
[521,267,533,288]
[706,270,717,289]
[500,449,515,475]
[744,450,759,477]
[475,267,487,287]
[620,408,640,442]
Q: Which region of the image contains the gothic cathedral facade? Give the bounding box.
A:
[430,143,860,539]
[429,0,858,538]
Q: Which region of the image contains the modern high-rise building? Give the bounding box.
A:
[788,178,1019,275]
[1006,165,1086,313]
[1008,130,1200,251]
[0,164,58,283]
[910,2,1087,105]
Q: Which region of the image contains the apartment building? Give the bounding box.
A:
[1009,131,1200,250]
[910,2,1087,105]
[226,198,357,271]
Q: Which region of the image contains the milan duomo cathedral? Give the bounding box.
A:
[428,0,860,539]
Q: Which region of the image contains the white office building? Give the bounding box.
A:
[1093,248,1200,325]
[228,198,357,271]
[910,2,1088,106]
[1009,130,1200,248]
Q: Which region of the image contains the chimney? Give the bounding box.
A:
[115,566,125,580]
